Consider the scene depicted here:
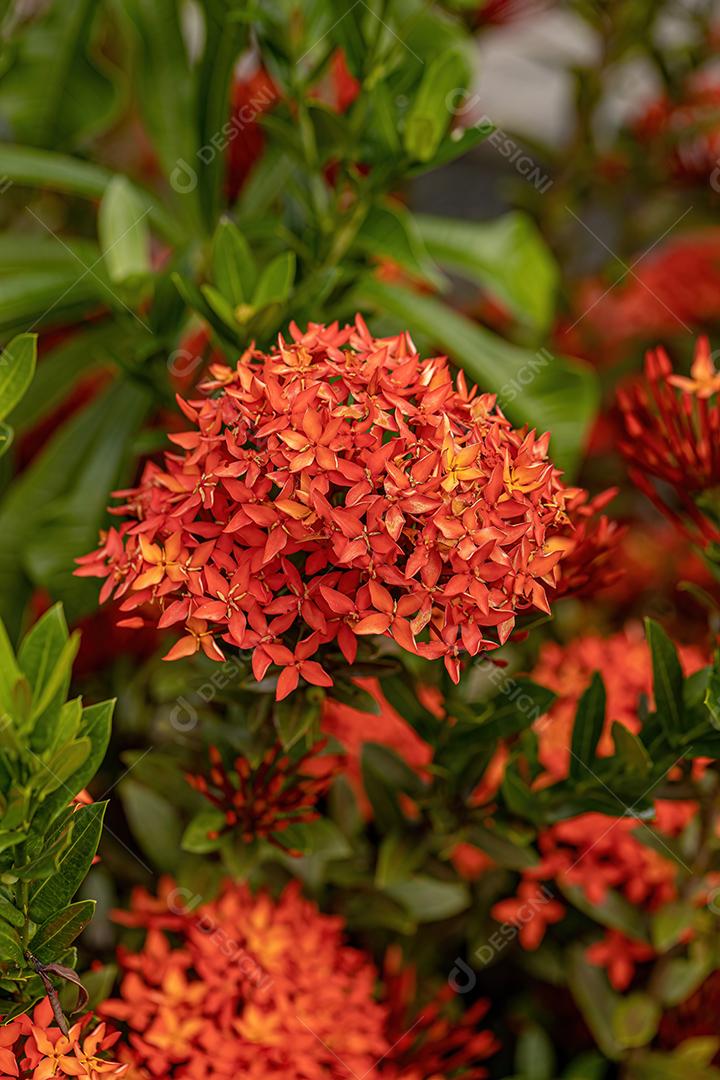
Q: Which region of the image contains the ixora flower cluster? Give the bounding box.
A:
[101,878,497,1080]
[0,998,126,1079]
[77,318,582,695]
[618,336,720,546]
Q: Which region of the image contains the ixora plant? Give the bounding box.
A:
[77,317,587,695]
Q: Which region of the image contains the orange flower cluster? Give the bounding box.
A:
[618,336,720,545]
[78,317,580,694]
[103,877,495,1079]
[0,998,126,1079]
[105,876,500,1080]
[185,740,342,852]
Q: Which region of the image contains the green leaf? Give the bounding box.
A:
[252,252,296,310]
[404,48,470,162]
[274,692,320,750]
[30,802,107,922]
[466,824,539,870]
[376,832,427,887]
[18,603,68,699]
[181,809,226,854]
[0,0,120,149]
[612,993,661,1049]
[653,953,712,1007]
[560,884,650,942]
[356,279,599,476]
[98,176,152,285]
[0,270,104,337]
[0,423,12,459]
[385,875,470,922]
[355,203,445,290]
[279,818,352,859]
[0,616,22,718]
[0,922,23,968]
[119,780,183,873]
[515,1023,556,1080]
[0,893,23,929]
[651,900,696,952]
[570,673,607,780]
[36,738,91,798]
[196,2,248,225]
[416,212,559,334]
[0,333,37,423]
[645,619,684,743]
[211,220,257,305]
[22,381,151,620]
[120,0,199,225]
[612,722,651,775]
[0,146,180,241]
[30,899,95,963]
[362,743,425,796]
[567,946,623,1061]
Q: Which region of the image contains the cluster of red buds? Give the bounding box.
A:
[78,317,590,696]
[618,336,720,546]
[186,741,342,853]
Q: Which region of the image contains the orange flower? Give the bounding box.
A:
[491,881,565,950]
[586,930,655,991]
[0,998,127,1080]
[80,317,586,697]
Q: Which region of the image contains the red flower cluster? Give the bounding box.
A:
[382,945,498,1080]
[489,811,682,987]
[634,79,720,183]
[0,998,126,1079]
[555,234,720,365]
[618,336,720,546]
[186,740,342,852]
[78,317,580,695]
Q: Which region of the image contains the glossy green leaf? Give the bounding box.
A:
[212,220,257,305]
[355,203,445,290]
[30,802,107,922]
[181,809,226,854]
[252,252,296,310]
[416,212,559,333]
[570,673,607,780]
[0,0,119,148]
[404,48,470,162]
[646,619,684,743]
[98,176,151,284]
[119,780,183,873]
[30,899,95,963]
[0,333,37,423]
[385,875,470,922]
[567,946,623,1061]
